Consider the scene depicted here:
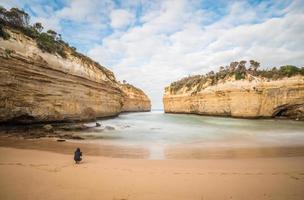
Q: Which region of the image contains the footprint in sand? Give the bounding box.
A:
[29,164,48,167]
[28,163,73,173]
[289,175,300,180]
[0,162,24,166]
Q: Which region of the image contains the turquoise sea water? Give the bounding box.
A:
[81,111,304,155]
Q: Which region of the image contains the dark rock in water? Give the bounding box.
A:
[59,123,88,131]
[43,124,53,131]
[105,126,115,130]
[0,122,90,140]
[96,122,101,127]
[71,135,84,140]
[57,134,84,140]
[57,139,66,142]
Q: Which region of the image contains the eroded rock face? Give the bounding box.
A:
[120,84,151,112]
[163,76,304,120]
[0,29,124,123]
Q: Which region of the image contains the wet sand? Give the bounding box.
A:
[165,145,304,159]
[0,137,304,200]
[1,136,304,159]
[0,137,149,159]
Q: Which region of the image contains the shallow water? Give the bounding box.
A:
[81,111,304,159]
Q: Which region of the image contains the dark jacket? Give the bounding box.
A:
[74,148,82,161]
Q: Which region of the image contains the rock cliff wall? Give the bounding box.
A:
[120,84,151,112]
[0,28,150,124]
[164,76,304,120]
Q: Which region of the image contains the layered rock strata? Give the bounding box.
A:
[0,28,150,124]
[120,84,151,112]
[164,76,304,120]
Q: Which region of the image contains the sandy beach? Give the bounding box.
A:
[1,137,304,200]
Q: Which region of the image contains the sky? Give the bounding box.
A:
[1,0,304,109]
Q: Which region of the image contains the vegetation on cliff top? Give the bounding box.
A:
[0,7,67,57]
[0,6,115,81]
[169,60,304,94]
[120,82,148,97]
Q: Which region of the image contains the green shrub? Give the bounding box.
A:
[22,26,39,38]
[0,25,10,39]
[36,33,56,53]
[5,48,14,54]
[279,65,301,77]
[4,48,14,58]
[300,67,304,75]
[36,33,66,58]
[256,70,274,79]
[234,71,245,80]
[57,47,67,58]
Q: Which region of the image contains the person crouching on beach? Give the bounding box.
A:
[74,148,82,164]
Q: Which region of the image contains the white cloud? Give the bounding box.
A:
[110,9,135,29]
[57,0,113,23]
[88,0,304,109]
[2,0,304,109]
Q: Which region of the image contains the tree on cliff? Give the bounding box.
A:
[0,6,5,18]
[249,60,260,71]
[229,61,239,72]
[47,29,57,39]
[33,22,43,33]
[0,7,39,39]
[238,60,247,71]
[0,7,29,28]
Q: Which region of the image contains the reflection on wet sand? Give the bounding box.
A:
[1,136,304,160]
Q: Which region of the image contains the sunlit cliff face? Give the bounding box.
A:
[119,84,151,112]
[164,75,304,120]
[0,28,151,123]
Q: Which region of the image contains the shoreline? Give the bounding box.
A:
[1,136,304,160]
[0,136,149,159]
[164,111,304,121]
[1,109,302,130]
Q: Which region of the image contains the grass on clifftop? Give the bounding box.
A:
[169,60,304,94]
[0,6,116,81]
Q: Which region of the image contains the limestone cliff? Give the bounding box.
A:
[164,62,304,120]
[120,83,151,112]
[0,28,149,124]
